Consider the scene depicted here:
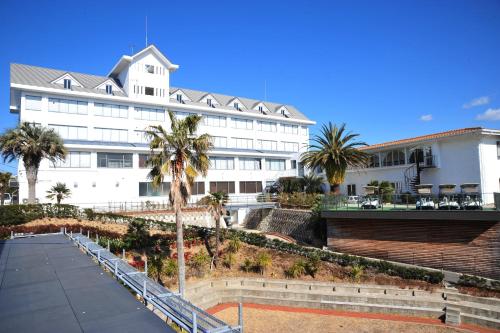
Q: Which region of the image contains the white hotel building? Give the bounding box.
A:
[9,45,314,206]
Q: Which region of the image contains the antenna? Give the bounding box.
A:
[264,80,267,101]
[145,16,148,47]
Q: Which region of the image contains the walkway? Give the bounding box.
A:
[0,234,174,333]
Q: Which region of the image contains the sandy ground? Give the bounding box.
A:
[213,306,468,333]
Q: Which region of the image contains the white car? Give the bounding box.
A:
[347,196,360,204]
[3,193,12,205]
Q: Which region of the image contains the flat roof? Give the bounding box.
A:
[0,234,174,333]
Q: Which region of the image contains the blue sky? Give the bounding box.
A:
[1,0,499,172]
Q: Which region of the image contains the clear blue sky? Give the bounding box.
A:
[1,0,499,173]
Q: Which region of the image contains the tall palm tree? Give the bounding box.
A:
[146,111,212,296]
[46,182,71,204]
[202,191,228,267]
[301,123,368,193]
[0,171,12,205]
[0,122,66,203]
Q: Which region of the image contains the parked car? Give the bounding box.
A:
[347,196,360,204]
[3,193,12,205]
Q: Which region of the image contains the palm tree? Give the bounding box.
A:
[0,172,12,205]
[202,191,228,267]
[46,182,71,204]
[0,122,66,203]
[300,123,368,193]
[145,111,212,296]
[367,180,394,203]
[301,173,324,194]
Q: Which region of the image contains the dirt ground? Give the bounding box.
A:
[213,306,470,333]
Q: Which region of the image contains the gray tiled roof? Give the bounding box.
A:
[10,63,311,122]
[10,63,127,97]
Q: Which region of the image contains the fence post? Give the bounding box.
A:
[143,280,147,306]
[80,227,82,234]
[114,260,118,278]
[144,256,148,276]
[96,234,99,244]
[10,230,13,239]
[122,249,126,260]
[192,311,197,333]
[87,230,90,238]
[107,239,110,251]
[70,230,73,238]
[239,302,243,333]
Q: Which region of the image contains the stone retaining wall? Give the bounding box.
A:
[243,208,316,243]
[130,210,218,228]
[185,278,500,330]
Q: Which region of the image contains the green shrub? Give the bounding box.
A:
[164,258,178,278]
[285,259,306,278]
[241,258,253,273]
[305,253,321,278]
[83,208,95,221]
[223,252,236,269]
[0,204,80,226]
[457,274,488,289]
[350,265,364,282]
[255,252,272,275]
[227,235,242,253]
[190,250,210,277]
[123,220,150,249]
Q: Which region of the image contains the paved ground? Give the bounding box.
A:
[0,234,174,333]
[209,303,500,333]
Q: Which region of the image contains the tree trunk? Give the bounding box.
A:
[0,190,4,205]
[57,194,62,204]
[26,166,38,204]
[175,203,185,297]
[330,183,340,194]
[214,210,220,267]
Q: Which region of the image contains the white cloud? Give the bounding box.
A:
[463,96,490,109]
[420,114,433,121]
[476,108,500,121]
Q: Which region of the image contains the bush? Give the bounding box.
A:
[0,204,80,226]
[457,274,488,289]
[350,265,364,282]
[227,235,242,253]
[305,253,321,278]
[255,252,272,275]
[285,259,306,278]
[278,192,321,209]
[123,220,150,249]
[223,252,236,269]
[190,250,210,277]
[164,258,178,278]
[241,258,253,273]
[83,208,96,221]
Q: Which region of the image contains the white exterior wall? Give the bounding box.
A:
[16,90,308,205]
[341,133,500,203]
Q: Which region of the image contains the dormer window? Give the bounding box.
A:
[258,106,263,112]
[207,98,212,107]
[105,85,113,94]
[145,64,154,74]
[176,94,183,103]
[63,79,72,89]
[234,102,239,110]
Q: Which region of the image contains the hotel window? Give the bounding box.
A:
[138,154,150,168]
[133,130,150,144]
[176,94,183,102]
[257,139,277,151]
[145,87,154,96]
[94,103,128,118]
[135,107,165,121]
[497,141,500,159]
[105,84,113,94]
[257,121,277,132]
[63,79,71,89]
[139,182,170,196]
[174,111,196,120]
[94,127,128,142]
[300,126,308,136]
[210,157,235,170]
[281,142,299,152]
[97,152,133,168]
[48,124,87,140]
[25,95,42,111]
[368,154,380,168]
[266,159,286,171]
[240,181,263,194]
[231,137,253,150]
[48,98,88,115]
[239,158,261,170]
[258,106,264,112]
[191,182,206,195]
[281,124,298,134]
[209,181,235,194]
[234,102,240,110]
[145,64,155,74]
[231,118,253,130]
[203,115,226,127]
[382,149,405,167]
[347,184,356,196]
[291,160,297,169]
[211,136,227,148]
[206,98,212,107]
[51,151,91,168]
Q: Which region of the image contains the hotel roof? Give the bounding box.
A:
[360,127,496,150]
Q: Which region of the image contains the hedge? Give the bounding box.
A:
[0,205,445,284]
